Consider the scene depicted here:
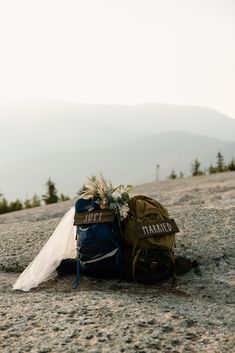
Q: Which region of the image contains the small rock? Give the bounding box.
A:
[185,319,197,327]
[171,339,180,346]
[125,337,132,344]
[38,348,51,353]
[185,332,198,341]
[162,325,174,333]
[85,334,94,340]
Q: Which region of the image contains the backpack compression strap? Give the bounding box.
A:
[73,257,81,289]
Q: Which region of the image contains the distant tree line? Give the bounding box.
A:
[168,152,235,180]
[0,178,70,214]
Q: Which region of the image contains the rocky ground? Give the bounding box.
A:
[0,172,235,353]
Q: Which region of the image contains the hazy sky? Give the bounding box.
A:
[0,0,235,117]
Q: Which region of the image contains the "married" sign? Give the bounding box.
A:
[134,219,180,238]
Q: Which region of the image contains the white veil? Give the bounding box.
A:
[13,207,76,292]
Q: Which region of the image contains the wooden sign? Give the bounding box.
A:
[134,219,180,238]
[74,210,115,226]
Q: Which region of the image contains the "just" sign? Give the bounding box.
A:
[74,210,115,225]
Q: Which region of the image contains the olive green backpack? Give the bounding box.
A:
[123,195,180,284]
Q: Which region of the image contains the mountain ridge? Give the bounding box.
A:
[1,130,235,201]
[1,101,235,140]
[1,101,235,200]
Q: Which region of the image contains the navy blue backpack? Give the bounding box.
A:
[73,198,123,287]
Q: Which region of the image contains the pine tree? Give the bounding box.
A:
[216,152,225,172]
[168,170,177,179]
[0,197,9,214]
[208,164,217,174]
[191,158,204,176]
[59,193,70,202]
[24,194,41,209]
[9,199,23,212]
[31,194,41,207]
[42,179,58,204]
[228,158,235,171]
[24,199,32,209]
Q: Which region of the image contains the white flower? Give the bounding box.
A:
[118,204,129,220]
[78,173,132,215]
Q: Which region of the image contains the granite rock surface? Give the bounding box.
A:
[1,172,234,353]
